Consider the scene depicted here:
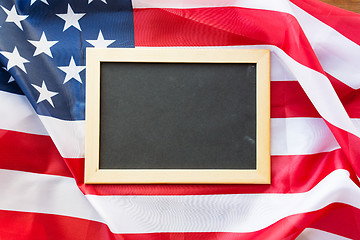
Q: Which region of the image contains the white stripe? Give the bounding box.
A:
[297,228,351,240]
[290,3,360,89]
[39,115,85,158]
[87,170,360,233]
[0,91,48,135]
[353,119,360,132]
[0,169,358,233]
[86,169,360,233]
[271,118,339,155]
[0,90,84,158]
[270,50,297,81]
[132,0,293,13]
[288,50,360,137]
[0,169,104,223]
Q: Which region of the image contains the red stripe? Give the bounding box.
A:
[325,121,360,177]
[133,7,323,73]
[0,202,358,240]
[290,0,360,46]
[343,92,360,118]
[272,79,360,118]
[0,210,116,240]
[76,149,356,195]
[0,129,72,177]
[310,202,360,240]
[271,81,319,118]
[326,73,360,118]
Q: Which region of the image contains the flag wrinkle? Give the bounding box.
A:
[289,0,360,45]
[289,2,360,90]
[133,7,324,73]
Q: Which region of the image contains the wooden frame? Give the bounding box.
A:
[85,48,270,184]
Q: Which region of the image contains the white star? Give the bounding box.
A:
[0,47,29,73]
[88,0,107,4]
[86,30,115,48]
[8,76,15,83]
[2,67,15,83]
[28,32,58,58]
[32,81,58,108]
[56,4,86,31]
[30,0,49,6]
[0,5,28,31]
[58,57,85,84]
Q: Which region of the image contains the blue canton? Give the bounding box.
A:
[0,0,134,120]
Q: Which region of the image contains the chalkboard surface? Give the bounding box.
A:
[99,62,256,169]
[85,48,270,184]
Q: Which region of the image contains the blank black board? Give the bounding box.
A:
[99,62,257,170]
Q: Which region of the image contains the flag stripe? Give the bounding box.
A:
[0,129,71,177]
[0,169,104,223]
[323,121,360,176]
[0,210,115,240]
[324,74,360,119]
[271,81,320,118]
[290,0,360,46]
[0,90,47,136]
[303,202,360,240]
[84,169,360,233]
[297,229,351,240]
[38,115,84,158]
[131,0,293,12]
[0,202,358,240]
[289,2,360,89]
[271,118,339,155]
[1,168,359,234]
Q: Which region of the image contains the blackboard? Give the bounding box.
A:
[85,48,270,184]
[100,62,256,169]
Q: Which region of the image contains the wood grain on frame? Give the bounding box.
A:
[85,48,270,184]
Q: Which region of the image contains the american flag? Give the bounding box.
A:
[0,0,360,239]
